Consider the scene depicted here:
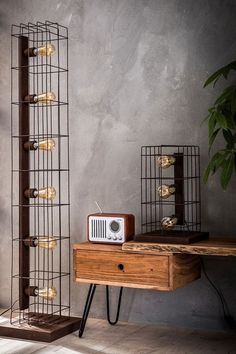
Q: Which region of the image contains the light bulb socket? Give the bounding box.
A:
[24,47,37,57]
[24,188,38,199]
[25,286,38,297]
[23,237,38,247]
[24,94,37,104]
[23,141,38,151]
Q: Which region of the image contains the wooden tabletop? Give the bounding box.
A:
[122,238,236,257]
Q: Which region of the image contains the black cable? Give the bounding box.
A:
[200,257,236,329]
[0,299,18,317]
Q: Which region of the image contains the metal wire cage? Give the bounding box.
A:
[140,145,207,243]
[11,21,70,326]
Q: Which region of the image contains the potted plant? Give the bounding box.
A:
[203,61,236,189]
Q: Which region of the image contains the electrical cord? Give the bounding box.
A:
[0,299,18,317]
[200,257,236,329]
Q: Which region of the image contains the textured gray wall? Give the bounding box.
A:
[0,0,236,331]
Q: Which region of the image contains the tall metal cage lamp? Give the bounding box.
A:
[135,145,209,244]
[0,21,80,342]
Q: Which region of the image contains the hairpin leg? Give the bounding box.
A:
[106,286,123,325]
[79,284,97,338]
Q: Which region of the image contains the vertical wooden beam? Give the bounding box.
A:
[19,35,30,310]
[174,153,184,225]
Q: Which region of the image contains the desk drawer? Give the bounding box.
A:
[73,243,201,291]
[74,249,170,290]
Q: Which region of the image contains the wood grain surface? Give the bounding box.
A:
[169,254,201,289]
[122,238,236,257]
[74,249,170,290]
[73,242,201,291]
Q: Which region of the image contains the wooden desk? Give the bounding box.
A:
[73,242,200,291]
[73,239,236,337]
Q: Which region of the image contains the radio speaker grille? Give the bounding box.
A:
[91,219,107,239]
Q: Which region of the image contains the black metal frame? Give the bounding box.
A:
[79,285,123,338]
[141,145,201,235]
[11,21,71,325]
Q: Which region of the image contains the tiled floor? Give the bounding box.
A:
[0,318,235,354]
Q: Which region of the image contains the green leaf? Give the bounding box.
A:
[215,112,228,129]
[204,61,236,88]
[203,152,224,183]
[204,68,223,87]
[208,113,216,138]
[223,129,235,148]
[209,128,220,152]
[224,114,235,129]
[220,153,235,190]
[213,152,229,173]
[214,85,236,105]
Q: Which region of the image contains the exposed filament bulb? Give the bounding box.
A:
[161,216,178,230]
[37,237,57,250]
[157,184,176,199]
[36,287,57,300]
[25,187,56,200]
[24,44,56,57]
[35,91,56,104]
[157,155,176,168]
[24,236,57,250]
[34,44,56,56]
[24,139,56,151]
[24,92,56,104]
[26,286,57,301]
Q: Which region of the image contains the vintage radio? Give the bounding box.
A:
[87,213,135,244]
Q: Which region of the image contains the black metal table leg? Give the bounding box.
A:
[106,286,123,325]
[79,284,97,338]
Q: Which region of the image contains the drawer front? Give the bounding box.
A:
[74,250,170,290]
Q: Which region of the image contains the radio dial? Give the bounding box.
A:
[109,220,120,233]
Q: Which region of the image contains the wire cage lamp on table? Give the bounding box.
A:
[0,21,80,342]
[135,145,209,244]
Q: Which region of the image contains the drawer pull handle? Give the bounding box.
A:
[118,263,124,271]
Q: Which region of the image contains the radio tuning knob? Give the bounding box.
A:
[107,236,111,240]
[113,236,117,240]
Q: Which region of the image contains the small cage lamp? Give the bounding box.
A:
[137,145,209,244]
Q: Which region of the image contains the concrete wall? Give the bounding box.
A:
[1,0,236,330]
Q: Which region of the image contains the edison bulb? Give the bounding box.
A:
[34,44,56,56]
[157,184,176,199]
[24,236,57,249]
[35,237,57,250]
[35,287,57,301]
[34,91,56,104]
[161,216,178,230]
[35,139,56,151]
[157,155,176,168]
[34,187,56,200]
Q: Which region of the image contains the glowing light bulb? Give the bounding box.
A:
[24,236,57,250]
[161,216,178,230]
[157,184,176,199]
[157,155,176,168]
[25,187,56,200]
[37,237,57,250]
[34,91,56,104]
[24,44,56,57]
[35,287,57,301]
[34,139,56,151]
[36,187,56,200]
[34,44,56,56]
[24,139,56,151]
